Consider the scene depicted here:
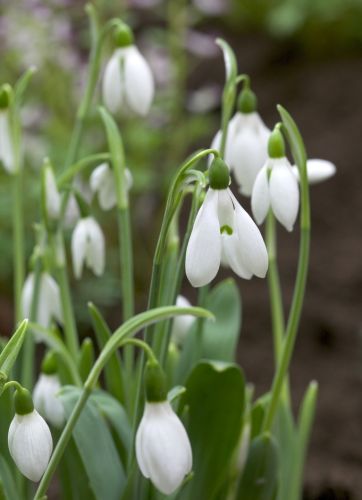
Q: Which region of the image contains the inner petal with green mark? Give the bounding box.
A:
[220,224,233,235]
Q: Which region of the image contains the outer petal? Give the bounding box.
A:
[124,46,154,116]
[102,50,124,114]
[222,233,252,279]
[269,159,300,231]
[0,111,15,173]
[34,375,65,428]
[171,295,196,345]
[229,190,268,278]
[185,189,221,287]
[8,410,53,482]
[136,402,192,495]
[292,159,336,185]
[90,163,108,193]
[71,219,88,279]
[251,165,270,225]
[45,166,61,219]
[42,273,62,325]
[85,217,105,276]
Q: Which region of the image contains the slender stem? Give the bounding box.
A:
[21,258,42,388]
[34,387,91,499]
[118,207,135,375]
[56,265,79,360]
[57,153,110,188]
[12,172,24,324]
[266,210,285,363]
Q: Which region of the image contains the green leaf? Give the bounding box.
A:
[59,386,126,500]
[215,39,237,83]
[0,319,28,376]
[277,105,307,172]
[236,433,279,500]
[202,279,241,361]
[274,401,296,500]
[180,361,245,500]
[0,455,19,500]
[88,303,124,403]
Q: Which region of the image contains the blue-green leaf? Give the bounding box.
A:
[0,455,18,500]
[180,361,245,500]
[59,386,126,500]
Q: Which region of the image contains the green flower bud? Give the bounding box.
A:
[268,127,285,159]
[0,84,12,109]
[209,158,230,190]
[237,87,257,114]
[41,351,57,375]
[14,387,34,415]
[114,24,134,48]
[144,361,167,403]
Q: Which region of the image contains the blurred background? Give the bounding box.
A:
[0,0,362,498]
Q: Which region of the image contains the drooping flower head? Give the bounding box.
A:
[8,387,53,482]
[136,361,192,494]
[71,215,105,279]
[0,84,15,174]
[251,126,300,232]
[33,352,65,428]
[186,158,268,287]
[22,272,62,329]
[102,24,154,116]
[171,295,196,345]
[90,162,133,211]
[210,84,270,196]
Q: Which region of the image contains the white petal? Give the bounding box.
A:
[222,233,252,279]
[90,163,109,193]
[230,190,268,278]
[171,295,196,345]
[8,410,53,482]
[269,159,300,231]
[185,189,221,287]
[292,159,336,185]
[63,194,80,228]
[136,402,192,495]
[102,50,124,114]
[71,219,88,279]
[84,217,105,276]
[33,375,65,428]
[42,274,62,325]
[251,165,270,225]
[0,111,15,173]
[124,46,154,116]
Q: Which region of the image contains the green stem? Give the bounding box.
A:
[57,153,110,188]
[266,210,285,363]
[12,172,24,324]
[20,258,42,388]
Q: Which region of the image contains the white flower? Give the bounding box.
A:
[71,216,105,278]
[102,46,154,116]
[210,112,270,196]
[8,409,53,482]
[44,164,61,220]
[90,163,133,211]
[33,374,65,428]
[171,296,196,345]
[63,194,80,228]
[0,110,15,173]
[136,401,192,494]
[292,159,336,185]
[252,156,300,232]
[22,273,62,329]
[185,188,268,287]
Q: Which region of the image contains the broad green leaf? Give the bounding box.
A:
[236,433,279,500]
[59,386,125,500]
[0,456,18,500]
[274,401,296,500]
[202,279,241,361]
[180,361,245,500]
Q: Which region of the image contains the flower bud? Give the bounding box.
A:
[209,158,230,190]
[237,87,257,114]
[113,23,134,47]
[268,126,285,159]
[8,388,53,482]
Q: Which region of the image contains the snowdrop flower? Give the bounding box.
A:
[102,24,154,116]
[71,216,105,278]
[171,295,196,345]
[22,272,62,329]
[186,158,268,288]
[33,374,64,428]
[292,159,336,185]
[90,163,133,211]
[42,160,61,221]
[8,387,53,482]
[210,86,270,196]
[136,362,192,494]
[252,127,299,232]
[0,86,15,174]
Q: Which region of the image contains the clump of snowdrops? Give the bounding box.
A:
[0,5,336,500]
